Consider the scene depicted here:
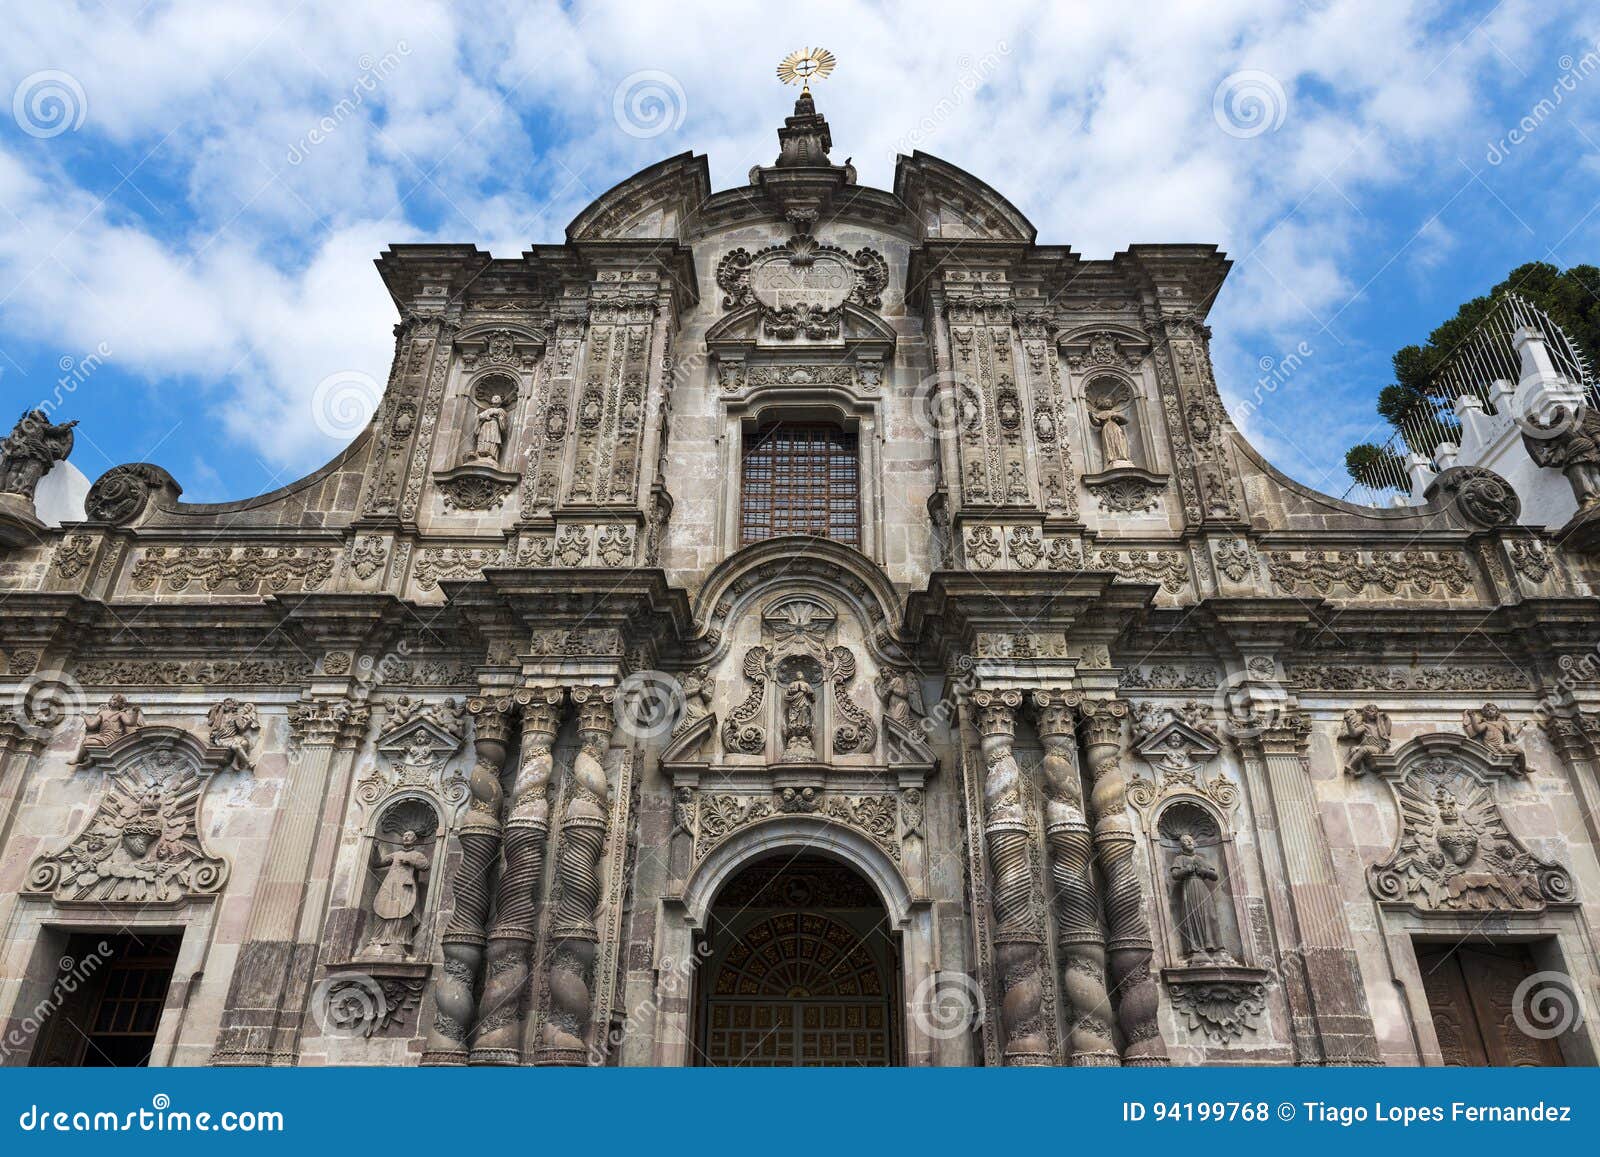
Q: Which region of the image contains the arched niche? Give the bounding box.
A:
[351,792,444,965]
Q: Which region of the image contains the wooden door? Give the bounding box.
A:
[1415,942,1566,1067]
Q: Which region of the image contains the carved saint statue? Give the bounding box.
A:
[207,698,260,772]
[1086,388,1135,468]
[781,679,817,762]
[360,830,431,959]
[1463,702,1523,754]
[71,694,145,765]
[1170,833,1226,961]
[0,409,77,499]
[470,394,508,465]
[1522,405,1600,511]
[1338,703,1391,772]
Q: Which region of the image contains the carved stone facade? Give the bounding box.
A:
[2,92,1599,1069]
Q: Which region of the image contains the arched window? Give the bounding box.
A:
[740,422,860,547]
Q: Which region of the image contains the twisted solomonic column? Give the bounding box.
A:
[971,690,1050,1066]
[471,687,564,1065]
[1078,698,1169,1066]
[537,686,615,1066]
[1032,690,1119,1066]
[422,695,513,1065]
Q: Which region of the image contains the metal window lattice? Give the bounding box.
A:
[740,424,860,547]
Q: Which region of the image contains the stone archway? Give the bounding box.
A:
[695,854,899,1066]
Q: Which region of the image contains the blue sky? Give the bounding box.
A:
[2,0,1598,503]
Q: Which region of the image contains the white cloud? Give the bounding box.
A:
[0,0,1590,490]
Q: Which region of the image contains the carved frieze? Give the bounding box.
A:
[694,788,900,863]
[1265,549,1472,597]
[130,546,335,595]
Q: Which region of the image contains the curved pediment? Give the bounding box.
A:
[688,536,907,662]
[894,151,1036,243]
[566,152,711,242]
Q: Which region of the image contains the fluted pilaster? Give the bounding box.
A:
[537,686,615,1066]
[423,694,514,1066]
[1033,690,1118,1066]
[1079,698,1168,1067]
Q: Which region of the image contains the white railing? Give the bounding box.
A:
[1340,292,1597,506]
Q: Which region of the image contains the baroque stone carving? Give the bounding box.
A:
[28,735,233,906]
[1428,465,1520,528]
[1286,664,1530,692]
[71,694,145,765]
[1521,403,1600,512]
[1265,550,1472,597]
[356,696,469,807]
[85,463,178,525]
[0,408,76,500]
[131,546,335,594]
[716,234,888,340]
[1166,975,1269,1044]
[1367,755,1572,913]
[1337,704,1391,774]
[722,646,770,753]
[206,699,260,772]
[357,804,436,963]
[1462,703,1527,769]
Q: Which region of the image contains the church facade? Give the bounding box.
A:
[1,91,1598,1068]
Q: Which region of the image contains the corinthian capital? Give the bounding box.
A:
[287,698,371,750]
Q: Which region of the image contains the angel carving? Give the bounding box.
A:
[1463,702,1523,756]
[1338,704,1391,773]
[207,698,260,772]
[72,695,144,765]
[874,666,925,723]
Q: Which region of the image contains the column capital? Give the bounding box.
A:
[1030,689,1082,738]
[514,686,565,737]
[287,698,370,750]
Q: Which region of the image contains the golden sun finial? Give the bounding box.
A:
[776,47,837,94]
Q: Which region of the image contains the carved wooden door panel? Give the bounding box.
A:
[1415,943,1565,1067]
[699,909,896,1066]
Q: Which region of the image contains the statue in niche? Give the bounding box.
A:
[72,694,145,765]
[1463,702,1523,755]
[1522,404,1600,510]
[360,828,432,960]
[468,394,509,466]
[781,679,817,762]
[1170,833,1227,962]
[1339,703,1391,772]
[0,409,77,499]
[1086,379,1136,469]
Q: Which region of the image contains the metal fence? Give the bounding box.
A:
[1339,292,1597,506]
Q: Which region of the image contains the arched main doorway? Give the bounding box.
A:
[695,854,900,1066]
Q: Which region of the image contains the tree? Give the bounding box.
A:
[1345,261,1600,486]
